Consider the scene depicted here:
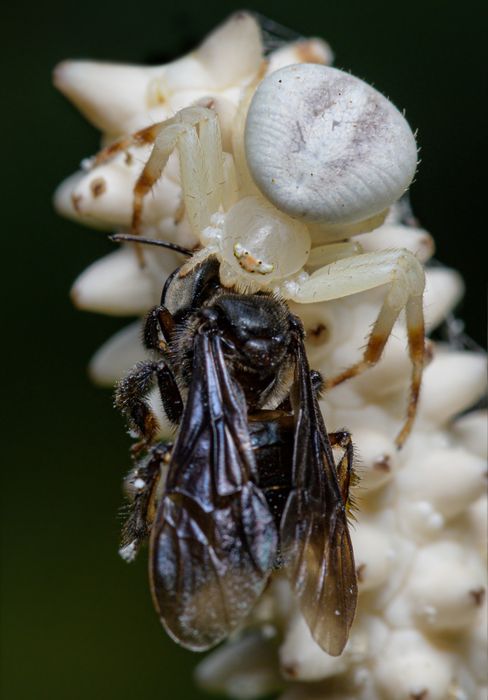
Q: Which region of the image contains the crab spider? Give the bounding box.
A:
[94,64,425,447]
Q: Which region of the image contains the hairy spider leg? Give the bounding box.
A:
[131,108,222,235]
[93,107,225,262]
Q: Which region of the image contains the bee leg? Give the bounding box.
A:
[277,368,324,412]
[275,395,292,412]
[143,305,175,350]
[116,304,182,453]
[115,360,183,446]
[119,443,172,562]
[142,306,184,426]
[310,369,324,398]
[329,430,355,508]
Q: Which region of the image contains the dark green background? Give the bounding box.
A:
[2,1,485,699]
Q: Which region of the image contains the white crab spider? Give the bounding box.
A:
[94,63,425,446]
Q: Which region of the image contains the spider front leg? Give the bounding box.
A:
[128,106,224,236]
[92,107,225,263]
[291,249,426,447]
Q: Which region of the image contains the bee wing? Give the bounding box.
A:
[149,331,277,651]
[280,337,357,657]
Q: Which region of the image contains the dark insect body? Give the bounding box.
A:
[116,253,357,656]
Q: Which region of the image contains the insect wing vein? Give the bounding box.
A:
[281,336,357,656]
[149,331,277,651]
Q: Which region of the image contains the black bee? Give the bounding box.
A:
[114,239,357,657]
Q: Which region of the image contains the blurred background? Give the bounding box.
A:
[2,0,485,698]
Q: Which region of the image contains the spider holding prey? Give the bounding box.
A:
[94,61,426,447]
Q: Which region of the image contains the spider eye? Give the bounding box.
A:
[222,196,311,283]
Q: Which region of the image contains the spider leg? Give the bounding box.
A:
[91,107,224,263]
[93,121,170,167]
[307,240,362,268]
[290,249,426,447]
[131,106,224,236]
[91,119,175,264]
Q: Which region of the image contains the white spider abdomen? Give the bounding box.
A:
[245,63,418,226]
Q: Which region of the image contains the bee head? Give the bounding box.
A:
[209,294,291,373]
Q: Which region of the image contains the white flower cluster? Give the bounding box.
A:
[54,12,487,700]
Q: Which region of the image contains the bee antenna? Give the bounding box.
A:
[109,233,193,257]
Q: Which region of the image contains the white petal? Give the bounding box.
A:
[351,428,398,492]
[68,161,135,227]
[280,612,349,681]
[193,95,239,152]
[405,542,486,632]
[280,611,388,683]
[54,171,110,229]
[53,60,151,134]
[89,321,144,385]
[267,39,333,74]
[195,12,263,89]
[195,631,281,699]
[423,266,464,331]
[351,522,395,592]
[373,629,451,700]
[397,447,486,519]
[148,55,213,98]
[71,247,161,315]
[397,499,447,541]
[452,409,488,459]
[374,533,417,614]
[417,350,487,427]
[467,497,488,561]
[68,153,182,230]
[464,582,488,684]
[67,157,140,227]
